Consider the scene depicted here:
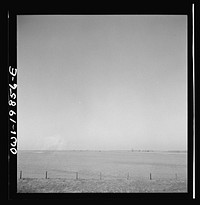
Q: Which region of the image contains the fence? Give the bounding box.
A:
[18,169,186,181]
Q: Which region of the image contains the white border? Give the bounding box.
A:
[192,3,195,199]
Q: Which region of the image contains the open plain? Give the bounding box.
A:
[17,150,187,193]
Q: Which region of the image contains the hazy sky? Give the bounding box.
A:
[17,15,187,151]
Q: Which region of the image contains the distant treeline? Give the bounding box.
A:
[131,149,187,153]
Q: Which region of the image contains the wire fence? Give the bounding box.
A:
[18,169,186,181]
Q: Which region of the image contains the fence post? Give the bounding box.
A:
[45,171,48,179]
[20,170,22,179]
[76,172,78,180]
[127,172,129,180]
[150,173,152,180]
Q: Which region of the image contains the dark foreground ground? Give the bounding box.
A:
[17,178,187,193]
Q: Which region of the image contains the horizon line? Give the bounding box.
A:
[17,149,187,152]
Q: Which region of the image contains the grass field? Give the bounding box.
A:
[17,178,187,193]
[17,150,187,193]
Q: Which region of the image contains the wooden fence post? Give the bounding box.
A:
[150,173,152,180]
[45,171,48,179]
[20,170,22,179]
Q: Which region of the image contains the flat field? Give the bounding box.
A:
[17,178,187,193]
[17,150,187,193]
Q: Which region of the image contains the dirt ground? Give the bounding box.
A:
[17,178,187,193]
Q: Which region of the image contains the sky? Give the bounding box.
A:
[17,15,187,151]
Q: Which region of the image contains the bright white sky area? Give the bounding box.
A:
[17,15,187,151]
